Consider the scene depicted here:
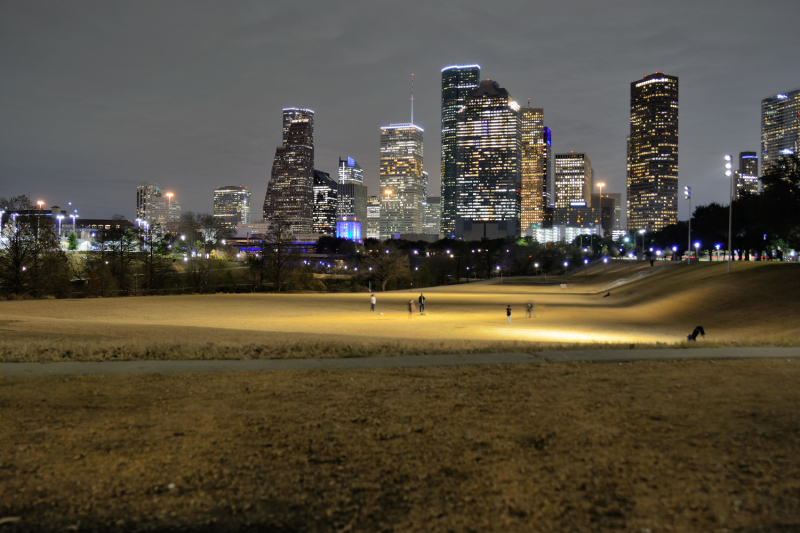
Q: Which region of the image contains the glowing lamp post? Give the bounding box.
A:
[603,256,608,273]
[694,241,700,261]
[166,192,174,223]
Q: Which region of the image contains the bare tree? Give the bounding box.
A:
[252,217,299,292]
[361,246,410,291]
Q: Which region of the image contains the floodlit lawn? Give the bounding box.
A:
[0,261,798,361]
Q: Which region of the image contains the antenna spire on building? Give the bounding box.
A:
[411,73,415,124]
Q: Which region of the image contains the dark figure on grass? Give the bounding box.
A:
[408,300,415,319]
[418,293,426,315]
[507,305,512,325]
[687,326,705,342]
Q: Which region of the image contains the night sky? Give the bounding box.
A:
[1,0,798,221]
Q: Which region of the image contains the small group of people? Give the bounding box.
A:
[370,293,426,318]
[506,302,536,324]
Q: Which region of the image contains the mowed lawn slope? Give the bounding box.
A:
[0,262,797,358]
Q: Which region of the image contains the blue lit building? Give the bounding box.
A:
[336,217,362,242]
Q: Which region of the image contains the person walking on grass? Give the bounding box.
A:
[370,294,376,312]
[408,299,415,319]
[507,304,512,324]
[418,293,426,315]
[526,302,533,318]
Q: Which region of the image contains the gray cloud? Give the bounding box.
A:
[1,0,798,220]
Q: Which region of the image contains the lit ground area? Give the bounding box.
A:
[0,262,798,362]
[2,359,800,532]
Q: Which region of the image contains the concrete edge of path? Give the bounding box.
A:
[0,353,543,377]
[538,347,800,363]
[1,347,799,377]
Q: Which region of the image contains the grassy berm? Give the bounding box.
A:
[2,359,800,532]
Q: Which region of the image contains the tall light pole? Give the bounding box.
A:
[724,155,733,273]
[638,228,646,259]
[684,186,691,265]
[596,182,606,237]
[69,213,78,234]
[166,192,174,223]
[56,215,64,237]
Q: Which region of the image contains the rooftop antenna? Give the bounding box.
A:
[527,97,530,107]
[410,73,414,124]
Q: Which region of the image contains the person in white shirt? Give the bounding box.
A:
[370,294,376,312]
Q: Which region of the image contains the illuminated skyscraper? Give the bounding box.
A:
[282,108,314,156]
[336,156,367,225]
[338,156,364,184]
[761,88,800,173]
[313,171,338,235]
[366,196,381,240]
[423,196,441,236]
[554,153,592,209]
[213,186,251,227]
[542,127,553,206]
[520,106,545,230]
[264,111,314,234]
[440,64,480,237]
[454,80,521,238]
[627,73,678,232]
[136,182,161,221]
[735,152,759,198]
[379,123,424,239]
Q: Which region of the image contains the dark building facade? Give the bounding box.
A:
[264,113,315,234]
[440,64,480,238]
[627,73,679,232]
[312,170,338,235]
[454,79,522,238]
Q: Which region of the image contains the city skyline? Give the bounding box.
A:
[1,1,798,221]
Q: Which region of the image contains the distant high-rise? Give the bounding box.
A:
[454,79,522,238]
[380,123,424,239]
[735,152,759,198]
[312,171,338,235]
[337,182,367,223]
[554,153,592,209]
[264,110,315,234]
[627,73,678,232]
[761,88,800,173]
[338,156,364,184]
[542,127,553,206]
[423,196,441,236]
[148,195,180,227]
[520,107,545,230]
[136,182,161,221]
[282,108,314,153]
[440,64,480,237]
[213,186,251,228]
[366,196,381,240]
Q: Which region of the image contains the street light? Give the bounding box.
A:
[638,229,646,259]
[166,192,174,223]
[715,243,721,261]
[56,214,64,238]
[724,155,733,273]
[694,241,700,260]
[69,213,78,234]
[596,182,606,237]
[583,258,588,274]
[603,256,608,273]
[685,185,692,265]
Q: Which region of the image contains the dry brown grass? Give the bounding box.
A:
[0,262,797,363]
[2,359,800,532]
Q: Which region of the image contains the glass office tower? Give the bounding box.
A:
[312,171,338,235]
[627,73,679,232]
[735,152,759,198]
[520,106,545,230]
[213,185,252,228]
[379,123,424,239]
[454,79,521,237]
[761,88,800,173]
[440,64,480,237]
[554,153,592,208]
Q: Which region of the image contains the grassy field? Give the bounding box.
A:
[3,262,800,532]
[0,261,798,362]
[2,359,800,532]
